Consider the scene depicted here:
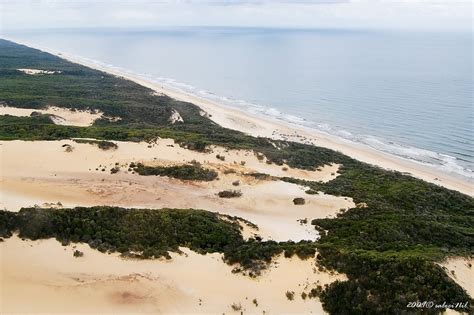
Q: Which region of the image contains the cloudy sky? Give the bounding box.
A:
[0,0,472,32]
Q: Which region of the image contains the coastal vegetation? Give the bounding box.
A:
[282,163,474,313]
[1,39,472,313]
[72,139,118,150]
[130,162,218,181]
[293,197,305,205]
[0,206,315,273]
[217,190,242,198]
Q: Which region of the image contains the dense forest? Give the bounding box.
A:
[0,39,472,314]
[282,162,474,313]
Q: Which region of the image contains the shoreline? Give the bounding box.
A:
[3,37,473,196]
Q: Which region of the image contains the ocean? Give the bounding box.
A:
[4,27,473,180]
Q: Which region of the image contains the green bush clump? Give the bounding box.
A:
[131,162,218,181]
[218,190,242,198]
[285,291,295,301]
[293,197,305,205]
[73,249,84,257]
[72,139,118,150]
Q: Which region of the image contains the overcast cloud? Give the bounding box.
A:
[0,0,472,32]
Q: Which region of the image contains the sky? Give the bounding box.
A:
[0,0,472,32]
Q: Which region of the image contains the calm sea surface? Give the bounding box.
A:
[5,27,473,180]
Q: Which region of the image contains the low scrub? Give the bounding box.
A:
[73,139,118,150]
[131,162,218,181]
[218,190,242,198]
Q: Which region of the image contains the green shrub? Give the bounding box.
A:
[73,250,84,257]
[293,197,305,205]
[285,291,295,301]
[218,190,242,198]
[131,163,218,181]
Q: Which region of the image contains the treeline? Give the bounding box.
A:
[0,206,315,273]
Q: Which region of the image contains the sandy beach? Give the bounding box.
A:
[5,38,469,196]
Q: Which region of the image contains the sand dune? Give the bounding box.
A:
[439,257,474,297]
[0,140,353,241]
[0,236,345,314]
[0,105,105,127]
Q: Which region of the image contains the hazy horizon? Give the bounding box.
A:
[1,0,472,33]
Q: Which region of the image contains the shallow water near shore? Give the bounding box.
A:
[4,27,473,181]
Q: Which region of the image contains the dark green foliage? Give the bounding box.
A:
[72,139,118,150]
[286,291,295,301]
[73,250,84,257]
[244,172,273,180]
[224,239,315,273]
[281,162,474,314]
[218,190,242,198]
[0,40,175,127]
[293,197,305,205]
[131,162,218,181]
[0,207,314,273]
[0,211,17,238]
[318,250,472,314]
[309,163,473,255]
[8,207,244,258]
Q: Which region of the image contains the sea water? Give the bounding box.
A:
[4,27,473,181]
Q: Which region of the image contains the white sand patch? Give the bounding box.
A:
[0,140,354,241]
[168,109,184,124]
[0,105,109,127]
[17,68,62,75]
[438,257,474,298]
